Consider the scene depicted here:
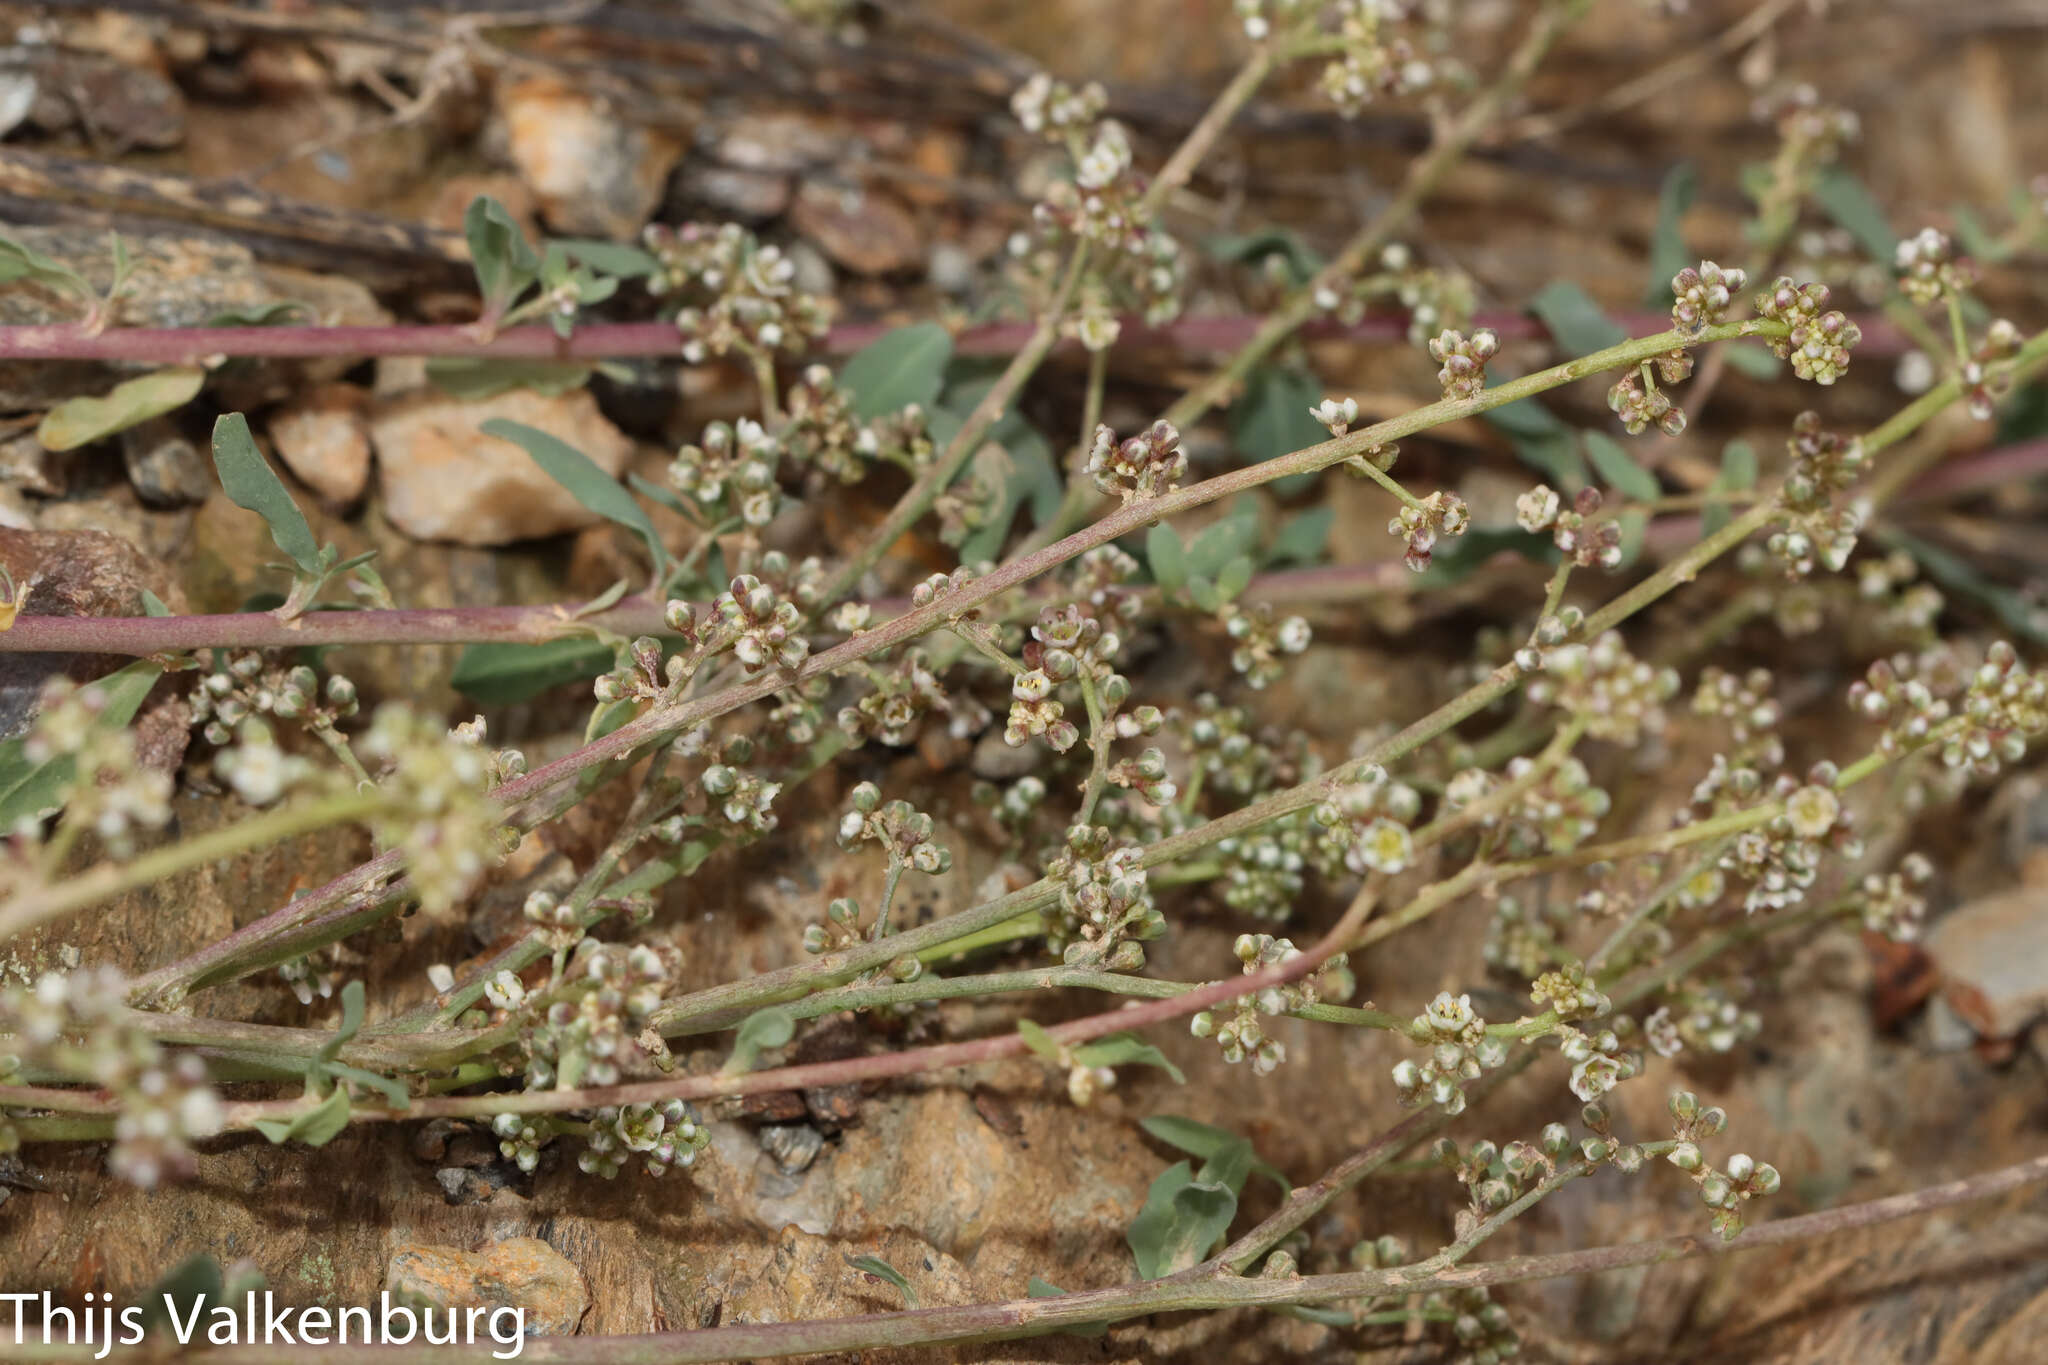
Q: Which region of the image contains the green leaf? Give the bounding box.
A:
[1070,1032,1185,1083]
[556,239,661,278]
[314,980,367,1070]
[1140,1115,1290,1193]
[325,1061,410,1109]
[1415,527,1553,589]
[1016,1018,1065,1063]
[204,300,312,328]
[1228,367,1326,494]
[1812,164,1897,261]
[139,1256,226,1336]
[1722,343,1782,380]
[1995,382,2048,445]
[451,638,614,705]
[1583,431,1660,502]
[1528,280,1627,356]
[1212,555,1254,606]
[37,367,205,451]
[1204,228,1324,286]
[252,1086,352,1148]
[1485,394,1587,490]
[1612,507,1649,571]
[1185,503,1262,579]
[840,323,953,419]
[1147,524,1188,593]
[1195,1137,1255,1199]
[140,589,172,617]
[956,427,1061,566]
[1645,163,1698,306]
[212,413,322,576]
[724,1006,797,1074]
[1703,440,1757,538]
[1265,504,1334,568]
[845,1256,918,1308]
[1950,204,2004,263]
[1027,1277,1065,1298]
[464,195,540,311]
[0,231,93,299]
[426,357,595,399]
[1127,1161,1238,1279]
[0,660,164,829]
[481,419,667,579]
[1880,529,2048,647]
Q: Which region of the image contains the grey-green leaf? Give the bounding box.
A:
[1645,163,1698,307]
[1071,1032,1186,1083]
[465,195,540,310]
[481,419,667,578]
[1265,504,1334,568]
[1148,523,1188,593]
[1812,164,1897,262]
[724,1006,797,1075]
[556,239,661,278]
[839,323,953,420]
[1529,280,1628,356]
[1485,394,1587,490]
[1140,1115,1290,1193]
[451,638,614,705]
[0,659,163,828]
[426,357,595,399]
[1583,431,1661,502]
[38,367,205,451]
[1127,1161,1238,1279]
[1229,367,1327,495]
[212,413,322,575]
[252,1086,351,1148]
[845,1256,918,1308]
[1703,440,1757,537]
[1016,1017,1065,1063]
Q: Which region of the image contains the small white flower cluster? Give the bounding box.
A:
[1190,933,1354,1074]
[1526,632,1680,746]
[1220,601,1312,689]
[523,940,670,1091]
[1044,823,1164,964]
[3,967,223,1189]
[17,677,173,853]
[1312,765,1423,877]
[1894,227,1974,308]
[643,221,834,362]
[1394,991,1508,1116]
[671,417,783,528]
[579,1099,710,1179]
[358,705,510,913]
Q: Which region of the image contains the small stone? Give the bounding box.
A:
[119,416,210,508]
[789,181,923,277]
[499,79,683,239]
[971,728,1041,780]
[267,382,372,508]
[370,386,635,546]
[385,1237,586,1336]
[1926,886,2048,1038]
[0,432,64,496]
[758,1122,825,1174]
[674,164,792,221]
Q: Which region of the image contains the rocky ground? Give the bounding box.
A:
[1,2,2047,1362]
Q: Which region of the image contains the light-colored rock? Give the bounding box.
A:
[1926,886,2048,1037]
[119,416,210,508]
[268,382,372,508]
[370,387,634,546]
[790,181,923,277]
[498,79,683,239]
[384,1236,587,1336]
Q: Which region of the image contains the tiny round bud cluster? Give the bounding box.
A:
[1190,933,1353,1074]
[837,782,954,876]
[1426,328,1498,401]
[1608,368,1687,437]
[1219,601,1312,689]
[578,1099,710,1179]
[16,677,173,853]
[1389,490,1471,573]
[1756,277,1863,385]
[522,940,670,1090]
[713,573,809,673]
[1393,992,1507,1116]
[1526,632,1680,745]
[642,222,833,362]
[1670,261,1748,337]
[1044,824,1163,964]
[1894,227,1975,307]
[1312,766,1423,876]
[670,418,783,527]
[1084,420,1186,504]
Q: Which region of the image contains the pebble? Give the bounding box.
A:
[385,1237,586,1336]
[499,79,682,240]
[1926,885,2048,1038]
[789,181,923,277]
[267,382,372,508]
[369,386,635,546]
[119,416,210,508]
